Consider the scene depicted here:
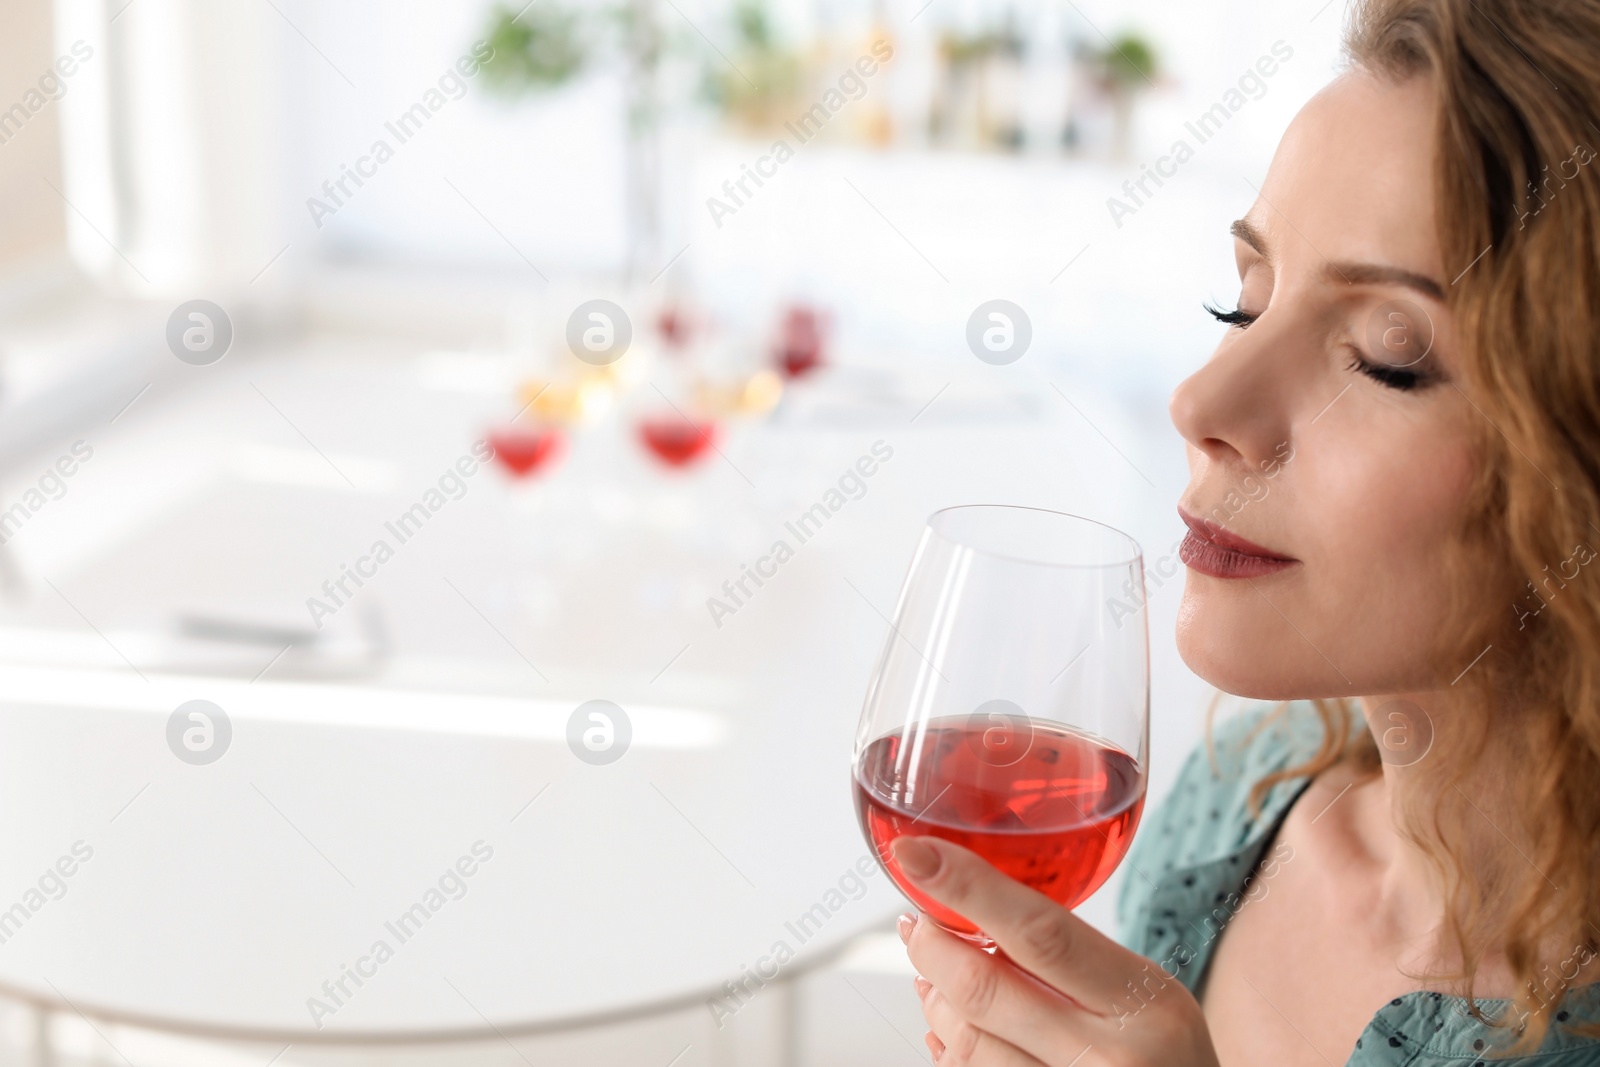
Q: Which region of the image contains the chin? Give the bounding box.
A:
[1174,576,1339,702]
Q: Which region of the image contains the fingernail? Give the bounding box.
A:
[897,912,916,944]
[914,976,932,999]
[892,836,941,880]
[925,1032,945,1062]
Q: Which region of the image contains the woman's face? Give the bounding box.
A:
[1170,69,1481,700]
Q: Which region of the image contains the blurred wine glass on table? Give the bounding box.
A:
[774,304,831,380]
[487,423,566,478]
[636,410,720,469]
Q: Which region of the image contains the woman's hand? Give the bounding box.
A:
[893,836,1221,1067]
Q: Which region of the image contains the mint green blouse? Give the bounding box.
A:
[1115,701,1600,1064]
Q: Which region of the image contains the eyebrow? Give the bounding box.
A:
[1228,218,1447,302]
[1230,218,1270,262]
[1322,261,1446,301]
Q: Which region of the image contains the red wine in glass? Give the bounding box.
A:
[852,506,1149,945]
[487,426,564,478]
[855,717,1144,941]
[638,417,718,467]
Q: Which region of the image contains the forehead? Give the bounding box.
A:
[1248,70,1441,277]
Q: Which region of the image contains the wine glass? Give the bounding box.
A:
[487,423,565,478]
[852,505,1150,946]
[636,411,719,468]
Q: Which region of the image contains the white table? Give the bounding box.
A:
[0,669,887,1047]
[0,336,1182,1055]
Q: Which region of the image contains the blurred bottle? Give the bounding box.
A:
[980,12,1025,150]
[856,1,896,147]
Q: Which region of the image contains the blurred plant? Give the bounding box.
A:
[701,0,803,130]
[475,0,668,276]
[471,0,804,273]
[479,4,588,95]
[931,19,1024,150]
[475,0,799,116]
[1089,31,1158,160]
[733,0,774,50]
[939,30,1008,65]
[1093,32,1157,92]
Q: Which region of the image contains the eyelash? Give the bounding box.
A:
[1205,302,1257,328]
[1204,303,1430,392]
[1346,352,1424,391]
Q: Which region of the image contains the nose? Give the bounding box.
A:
[1168,322,1296,475]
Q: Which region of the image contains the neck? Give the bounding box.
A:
[1343,691,1597,1000]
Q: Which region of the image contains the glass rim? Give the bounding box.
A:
[924,504,1144,570]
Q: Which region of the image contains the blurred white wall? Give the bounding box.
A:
[46,0,1350,298]
[52,0,291,298]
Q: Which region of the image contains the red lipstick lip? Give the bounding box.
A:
[1176,506,1299,580]
[1176,507,1296,561]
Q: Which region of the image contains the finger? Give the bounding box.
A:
[907,911,1089,1062]
[891,835,1146,1006]
[920,982,1050,1066]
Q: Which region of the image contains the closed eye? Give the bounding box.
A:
[1348,352,1428,391]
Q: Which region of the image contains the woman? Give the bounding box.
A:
[890,0,1600,1063]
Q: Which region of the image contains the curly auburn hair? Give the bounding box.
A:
[1220,0,1600,1056]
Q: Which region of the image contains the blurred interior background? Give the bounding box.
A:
[0,0,1346,1063]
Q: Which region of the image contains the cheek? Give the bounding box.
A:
[1305,420,1476,599]
[1176,413,1478,699]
